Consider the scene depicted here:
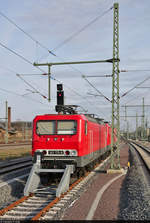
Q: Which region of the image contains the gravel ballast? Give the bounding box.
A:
[0,168,30,208]
[118,145,150,220]
[62,142,150,220]
[1,142,150,220]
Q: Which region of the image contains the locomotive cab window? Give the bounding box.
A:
[36,121,56,135]
[57,120,77,135]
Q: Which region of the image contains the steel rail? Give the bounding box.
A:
[0,155,111,221]
[32,175,85,220]
[0,156,31,168]
[0,142,31,147]
[0,176,85,220]
[0,161,32,175]
[129,141,150,171]
[0,195,32,216]
[129,140,150,154]
[0,157,32,175]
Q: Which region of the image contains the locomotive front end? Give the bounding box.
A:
[32,114,80,169]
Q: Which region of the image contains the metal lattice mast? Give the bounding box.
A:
[125,105,127,121]
[136,113,138,140]
[127,121,129,140]
[145,118,148,139]
[142,97,145,140]
[125,105,128,139]
[111,3,120,169]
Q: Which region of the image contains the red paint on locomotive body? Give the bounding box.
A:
[32,114,83,155]
[32,114,113,167]
[105,123,111,146]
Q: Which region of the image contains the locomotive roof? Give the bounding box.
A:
[84,114,105,124]
[34,113,107,125]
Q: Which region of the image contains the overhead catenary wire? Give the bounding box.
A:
[119,74,150,125]
[0,40,94,114]
[0,41,70,97]
[0,6,114,100]
[0,11,56,57]
[120,69,150,72]
[37,5,114,87]
[85,74,112,77]
[52,6,113,51]
[119,69,150,105]
[0,87,45,104]
[0,41,51,98]
[0,4,112,80]
[121,86,150,106]
[121,76,150,98]
[15,73,48,76]
[0,5,115,118]
[35,5,114,79]
[0,64,18,74]
[0,65,48,104]
[0,41,57,80]
[0,6,112,60]
[16,74,48,99]
[0,42,34,66]
[82,75,112,103]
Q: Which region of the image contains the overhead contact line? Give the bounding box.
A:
[52,6,113,51]
[0,11,56,57]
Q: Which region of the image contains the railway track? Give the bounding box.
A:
[0,157,32,175]
[0,142,31,148]
[0,156,110,221]
[129,140,150,172]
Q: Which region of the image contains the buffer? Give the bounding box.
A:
[24,152,74,197]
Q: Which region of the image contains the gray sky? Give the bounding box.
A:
[0,0,150,131]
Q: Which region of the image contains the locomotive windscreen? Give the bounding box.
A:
[36,121,56,135]
[57,120,77,135]
[36,120,77,135]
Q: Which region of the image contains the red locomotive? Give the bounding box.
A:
[24,84,115,196]
[32,113,112,171]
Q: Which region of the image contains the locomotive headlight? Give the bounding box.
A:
[71,150,77,156]
[64,150,77,156]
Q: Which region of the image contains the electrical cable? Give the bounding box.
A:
[0,6,114,104]
[0,41,52,79]
[0,87,45,104]
[0,11,56,57]
[0,42,93,115]
[83,75,111,103]
[120,70,150,105]
[0,5,113,65]
[0,40,93,106]
[120,69,150,72]
[121,86,150,106]
[121,76,150,98]
[16,74,47,99]
[0,65,18,74]
[0,6,114,116]
[52,6,113,51]
[0,42,33,65]
[16,73,48,76]
[0,41,55,97]
[0,66,49,104]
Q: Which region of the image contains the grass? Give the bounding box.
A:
[0,146,31,160]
